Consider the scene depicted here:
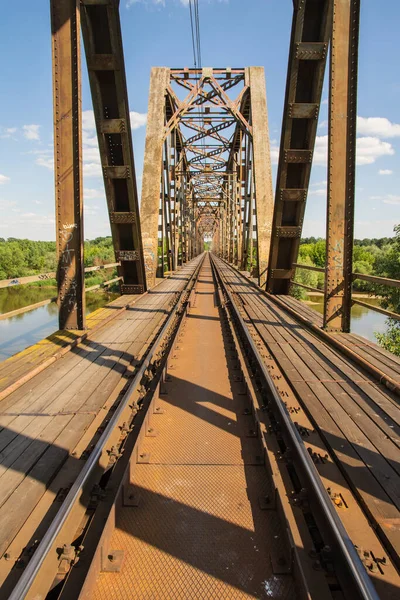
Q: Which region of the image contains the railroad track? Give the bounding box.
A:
[4,253,399,599]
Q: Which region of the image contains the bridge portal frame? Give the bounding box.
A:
[140,66,274,290]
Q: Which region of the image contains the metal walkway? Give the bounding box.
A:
[92,255,294,599]
[1,255,399,600]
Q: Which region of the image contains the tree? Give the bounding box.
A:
[372,224,400,355]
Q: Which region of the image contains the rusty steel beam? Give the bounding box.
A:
[81,0,146,295]
[324,0,360,331]
[247,67,274,287]
[267,0,332,294]
[140,68,170,288]
[141,67,272,282]
[51,0,85,330]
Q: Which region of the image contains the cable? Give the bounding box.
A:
[189,0,197,68]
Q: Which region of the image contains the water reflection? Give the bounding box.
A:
[0,287,119,361]
[304,294,388,343]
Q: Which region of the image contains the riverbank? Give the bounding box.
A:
[0,288,119,361]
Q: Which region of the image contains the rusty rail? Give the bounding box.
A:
[212,255,379,600]
[7,254,205,600]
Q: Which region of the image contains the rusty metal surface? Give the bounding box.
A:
[0,259,203,599]
[140,67,273,288]
[92,255,296,599]
[247,67,274,287]
[80,1,146,295]
[324,0,360,332]
[213,256,400,596]
[267,0,332,295]
[51,0,85,330]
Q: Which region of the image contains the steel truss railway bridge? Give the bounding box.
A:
[0,1,399,599]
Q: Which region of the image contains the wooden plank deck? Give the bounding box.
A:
[0,259,201,566]
[214,258,400,566]
[276,293,400,384]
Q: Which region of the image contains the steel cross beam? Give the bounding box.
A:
[266,0,332,293]
[51,0,85,330]
[324,0,360,332]
[140,67,273,288]
[80,0,146,295]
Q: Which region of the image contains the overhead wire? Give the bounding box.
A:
[188,0,206,172]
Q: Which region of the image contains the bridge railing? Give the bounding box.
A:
[0,262,121,321]
[291,264,400,322]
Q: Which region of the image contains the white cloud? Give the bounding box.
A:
[356,137,395,165]
[313,135,328,165]
[270,139,279,164]
[0,127,17,139]
[84,163,102,178]
[357,116,400,138]
[379,169,393,175]
[84,205,100,216]
[321,98,328,105]
[309,188,326,197]
[130,111,147,130]
[312,135,395,166]
[0,174,10,184]
[23,124,40,141]
[84,188,104,200]
[34,110,146,180]
[82,110,96,131]
[311,180,327,187]
[0,199,16,208]
[36,156,54,170]
[370,194,400,205]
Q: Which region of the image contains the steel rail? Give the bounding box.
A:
[210,254,379,600]
[8,254,205,600]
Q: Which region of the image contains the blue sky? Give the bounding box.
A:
[0,0,399,241]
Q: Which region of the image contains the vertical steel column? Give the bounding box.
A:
[266,1,332,294]
[324,0,360,332]
[141,67,170,288]
[81,1,146,295]
[248,67,274,287]
[241,135,251,270]
[51,0,85,331]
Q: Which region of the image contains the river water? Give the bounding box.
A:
[0,286,118,361]
[304,294,388,342]
[0,287,390,362]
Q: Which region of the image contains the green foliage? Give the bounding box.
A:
[371,225,400,356]
[371,224,400,313]
[0,237,115,281]
[0,239,57,279]
[297,228,400,355]
[375,321,400,357]
[298,239,326,267]
[292,255,324,299]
